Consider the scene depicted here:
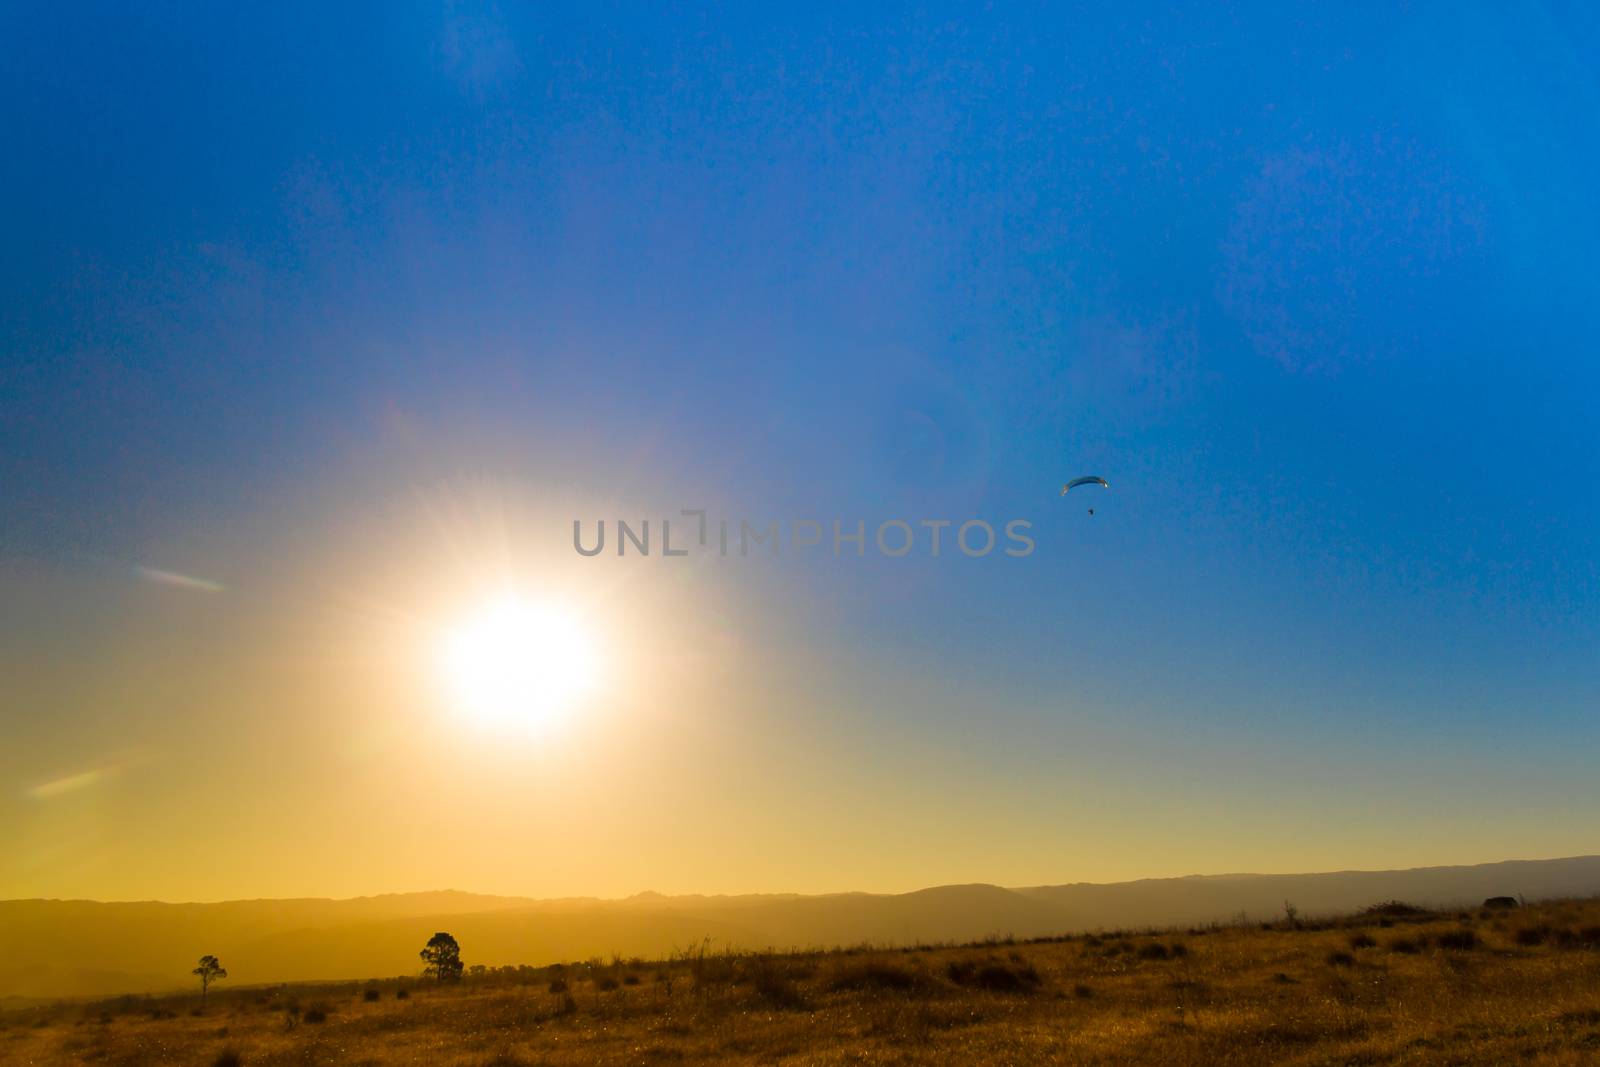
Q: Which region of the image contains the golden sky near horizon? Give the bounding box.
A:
[4,477,1594,905]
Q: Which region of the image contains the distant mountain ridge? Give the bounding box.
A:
[4,855,1597,1001]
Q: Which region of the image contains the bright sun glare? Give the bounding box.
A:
[439,596,601,733]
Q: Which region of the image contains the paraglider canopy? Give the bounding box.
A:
[1061,476,1109,495]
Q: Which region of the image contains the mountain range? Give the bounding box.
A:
[5,854,1598,1001]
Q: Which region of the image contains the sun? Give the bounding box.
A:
[438,595,602,733]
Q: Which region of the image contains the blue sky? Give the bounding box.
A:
[3,3,1599,897]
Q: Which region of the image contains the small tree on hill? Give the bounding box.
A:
[420,932,464,982]
[193,955,227,1008]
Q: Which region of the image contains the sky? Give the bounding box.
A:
[3,3,1598,902]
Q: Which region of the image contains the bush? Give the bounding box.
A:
[622,973,641,986]
[947,959,1041,993]
[1136,943,1170,961]
[395,988,409,1000]
[1326,951,1355,967]
[1348,933,1377,950]
[363,988,380,1002]
[595,976,619,992]
[751,970,808,1010]
[1365,901,1427,919]
[1436,930,1478,951]
[302,1003,329,1024]
[828,960,926,993]
[213,1051,243,1067]
[548,978,569,995]
[1073,983,1093,998]
[1389,938,1422,954]
[1515,926,1549,946]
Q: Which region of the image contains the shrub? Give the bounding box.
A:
[1348,933,1377,950]
[1136,943,1170,961]
[828,960,926,993]
[1389,938,1422,954]
[947,959,1041,993]
[976,965,1034,992]
[395,988,409,1000]
[743,955,810,1010]
[946,960,975,984]
[622,973,641,986]
[1436,930,1478,951]
[595,976,619,992]
[751,970,808,1010]
[1515,926,1549,946]
[548,978,569,995]
[1073,983,1093,998]
[213,1051,243,1067]
[363,988,380,1002]
[1169,942,1189,959]
[1365,901,1427,918]
[1326,951,1355,967]
[302,1003,329,1024]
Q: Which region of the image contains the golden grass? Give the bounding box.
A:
[7,898,1600,1065]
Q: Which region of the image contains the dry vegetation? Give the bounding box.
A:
[7,898,1600,1065]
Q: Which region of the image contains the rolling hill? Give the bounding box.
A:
[4,854,1597,1000]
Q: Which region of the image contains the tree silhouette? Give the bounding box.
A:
[193,955,227,1008]
[420,932,464,982]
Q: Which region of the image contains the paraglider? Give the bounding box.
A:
[1061,475,1109,515]
[1061,476,1109,493]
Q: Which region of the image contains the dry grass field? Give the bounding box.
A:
[6,897,1600,1066]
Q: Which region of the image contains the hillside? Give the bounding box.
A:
[7,896,1600,1065]
[3,855,1597,999]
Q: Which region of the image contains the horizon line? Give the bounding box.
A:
[10,850,1597,908]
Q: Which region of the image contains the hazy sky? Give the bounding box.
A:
[4,3,1599,902]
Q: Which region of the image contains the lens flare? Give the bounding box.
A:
[135,566,225,594]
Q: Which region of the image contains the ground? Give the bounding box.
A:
[6,898,1600,1065]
